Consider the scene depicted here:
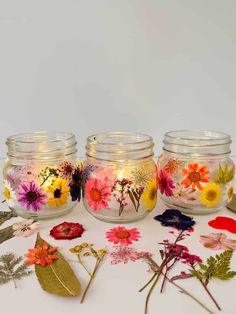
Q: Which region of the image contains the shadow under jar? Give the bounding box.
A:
[83,132,157,223]
[3,132,81,219]
[158,130,235,214]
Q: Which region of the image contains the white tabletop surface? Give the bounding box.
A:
[1,195,236,314]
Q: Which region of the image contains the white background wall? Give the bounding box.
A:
[0,0,236,155]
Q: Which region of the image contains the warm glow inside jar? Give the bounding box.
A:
[83,132,157,223]
[3,132,81,219]
[158,130,235,214]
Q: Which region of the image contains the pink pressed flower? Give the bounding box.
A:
[110,245,139,264]
[19,164,41,183]
[158,169,175,197]
[106,226,141,245]
[96,167,115,187]
[58,161,74,180]
[17,181,47,212]
[165,243,189,259]
[181,252,202,265]
[6,166,22,189]
[200,233,236,251]
[85,178,111,211]
[12,219,39,237]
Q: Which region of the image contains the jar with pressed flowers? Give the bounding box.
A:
[158,130,235,214]
[3,132,82,219]
[83,132,157,223]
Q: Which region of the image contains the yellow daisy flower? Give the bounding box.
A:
[47,178,70,207]
[199,183,222,208]
[141,178,157,211]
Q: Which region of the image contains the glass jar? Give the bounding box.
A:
[83,132,157,223]
[158,130,234,214]
[3,132,81,219]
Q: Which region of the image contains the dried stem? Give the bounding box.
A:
[191,265,221,311]
[80,253,105,304]
[139,273,157,293]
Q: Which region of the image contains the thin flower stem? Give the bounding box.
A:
[80,254,105,304]
[192,266,221,311]
[40,174,52,186]
[160,255,177,293]
[159,229,185,293]
[139,273,157,292]
[174,230,184,244]
[160,265,169,293]
[144,260,166,314]
[145,271,162,314]
[165,274,214,314]
[77,255,92,276]
[140,255,214,314]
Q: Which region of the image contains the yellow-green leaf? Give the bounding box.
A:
[35,233,81,297]
[215,163,235,184]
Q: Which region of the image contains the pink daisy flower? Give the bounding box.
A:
[17,181,47,212]
[85,178,111,211]
[158,169,175,196]
[110,245,139,264]
[106,226,141,245]
[96,167,115,187]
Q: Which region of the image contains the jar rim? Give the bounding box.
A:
[87,132,153,146]
[164,130,231,146]
[6,131,77,161]
[86,132,154,161]
[6,131,75,145]
[163,129,232,156]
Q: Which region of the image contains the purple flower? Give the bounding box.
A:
[17,181,47,212]
[82,164,94,184]
[154,209,196,231]
[70,167,82,202]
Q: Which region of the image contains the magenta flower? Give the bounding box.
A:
[17,181,47,212]
[110,245,139,264]
[158,169,175,196]
[181,252,202,265]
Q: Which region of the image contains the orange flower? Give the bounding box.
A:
[181,163,209,190]
[25,242,59,267]
[164,159,183,176]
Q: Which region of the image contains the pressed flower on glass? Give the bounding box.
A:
[83,132,157,223]
[3,132,81,219]
[158,130,235,214]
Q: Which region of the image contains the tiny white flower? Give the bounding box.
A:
[3,180,16,207]
[13,219,39,237]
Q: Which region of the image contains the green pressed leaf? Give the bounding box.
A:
[193,251,236,282]
[0,253,31,287]
[0,225,14,244]
[215,163,235,184]
[35,233,81,297]
[0,211,17,226]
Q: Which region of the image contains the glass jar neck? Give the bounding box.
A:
[163,130,232,157]
[6,131,77,163]
[86,132,154,162]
